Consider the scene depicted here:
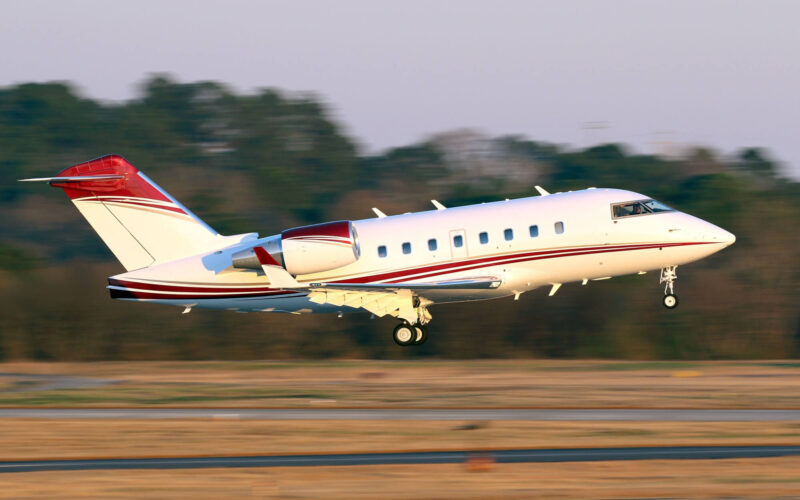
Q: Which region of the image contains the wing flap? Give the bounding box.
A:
[308,289,412,319]
[308,276,502,292]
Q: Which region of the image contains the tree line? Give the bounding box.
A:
[0,75,797,360]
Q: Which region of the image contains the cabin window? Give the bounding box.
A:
[428,238,437,251]
[479,232,489,244]
[453,235,464,248]
[378,245,387,258]
[504,228,514,241]
[402,242,411,255]
[529,225,539,237]
[554,221,564,234]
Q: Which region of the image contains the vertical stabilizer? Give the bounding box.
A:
[41,155,218,270]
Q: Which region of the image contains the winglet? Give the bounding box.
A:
[372,207,387,218]
[534,185,550,196]
[431,200,446,210]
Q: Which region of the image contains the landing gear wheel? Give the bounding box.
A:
[412,325,428,345]
[393,324,416,346]
[659,266,679,310]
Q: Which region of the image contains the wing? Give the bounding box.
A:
[308,276,502,291]
[254,263,501,323]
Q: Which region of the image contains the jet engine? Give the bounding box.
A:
[232,220,360,275]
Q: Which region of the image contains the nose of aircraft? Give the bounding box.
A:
[705,222,736,247]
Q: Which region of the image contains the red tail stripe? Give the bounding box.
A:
[82,198,187,215]
[54,155,170,202]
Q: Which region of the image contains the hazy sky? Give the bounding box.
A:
[2,0,798,178]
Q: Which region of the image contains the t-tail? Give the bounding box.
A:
[20,155,220,270]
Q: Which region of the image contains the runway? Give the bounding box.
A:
[1,408,799,421]
[2,445,799,473]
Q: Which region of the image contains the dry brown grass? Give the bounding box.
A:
[1,361,799,497]
[1,419,800,460]
[2,360,800,408]
[1,458,800,499]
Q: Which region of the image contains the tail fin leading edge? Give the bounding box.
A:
[26,155,219,271]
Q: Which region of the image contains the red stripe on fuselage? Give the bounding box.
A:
[108,241,710,301]
[338,241,711,284]
[109,287,300,300]
[107,278,283,294]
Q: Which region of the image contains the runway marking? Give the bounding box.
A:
[2,446,800,473]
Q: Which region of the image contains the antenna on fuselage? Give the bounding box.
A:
[372,207,387,218]
[534,185,550,196]
[431,200,446,210]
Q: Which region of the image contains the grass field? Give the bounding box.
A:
[1,359,800,408]
[1,419,800,460]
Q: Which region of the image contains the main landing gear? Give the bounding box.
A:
[393,323,428,346]
[391,295,431,346]
[660,266,679,309]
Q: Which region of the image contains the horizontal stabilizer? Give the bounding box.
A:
[19,175,124,183]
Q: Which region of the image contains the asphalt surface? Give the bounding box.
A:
[1,408,799,421]
[0,373,120,392]
[2,446,799,473]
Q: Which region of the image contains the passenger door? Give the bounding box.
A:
[449,229,468,260]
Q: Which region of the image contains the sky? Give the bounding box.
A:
[1,0,798,178]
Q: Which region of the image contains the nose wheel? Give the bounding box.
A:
[660,266,679,309]
[392,323,428,346]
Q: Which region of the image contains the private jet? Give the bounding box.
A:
[21,155,735,346]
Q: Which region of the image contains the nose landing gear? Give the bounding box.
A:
[660,266,679,309]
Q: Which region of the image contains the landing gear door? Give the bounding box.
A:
[449,229,468,260]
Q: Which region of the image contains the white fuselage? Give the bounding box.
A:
[109,188,735,314]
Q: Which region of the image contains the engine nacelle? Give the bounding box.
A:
[232,221,360,276]
[281,220,360,275]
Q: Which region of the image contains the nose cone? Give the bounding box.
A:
[706,223,736,248]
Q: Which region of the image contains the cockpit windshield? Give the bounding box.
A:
[612,199,674,219]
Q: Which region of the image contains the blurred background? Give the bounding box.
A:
[0,1,797,361]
